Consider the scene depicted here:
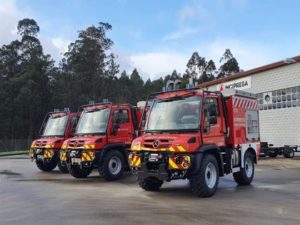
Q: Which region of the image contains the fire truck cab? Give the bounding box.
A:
[29,110,77,173]
[60,102,142,180]
[129,88,260,197]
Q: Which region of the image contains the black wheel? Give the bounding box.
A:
[98,150,125,181]
[233,151,255,185]
[68,165,92,178]
[189,154,219,197]
[138,175,163,191]
[35,159,57,172]
[268,151,278,158]
[283,148,295,158]
[57,160,69,173]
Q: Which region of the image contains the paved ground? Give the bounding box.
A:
[0,155,300,225]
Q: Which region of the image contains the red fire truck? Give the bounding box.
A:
[29,110,77,173]
[129,88,260,197]
[60,102,142,180]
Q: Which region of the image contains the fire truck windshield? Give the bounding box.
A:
[76,108,110,135]
[43,115,68,136]
[146,95,201,132]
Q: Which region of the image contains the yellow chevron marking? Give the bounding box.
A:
[135,158,141,167]
[168,158,178,169]
[132,155,137,165]
[169,146,175,152]
[177,145,186,152]
[90,144,95,149]
[60,152,66,161]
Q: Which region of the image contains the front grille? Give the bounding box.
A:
[143,138,172,149]
[35,140,48,147]
[69,140,85,148]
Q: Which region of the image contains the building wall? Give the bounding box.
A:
[208,62,300,146]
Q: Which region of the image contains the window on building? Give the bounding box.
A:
[277,102,282,108]
[292,94,297,100]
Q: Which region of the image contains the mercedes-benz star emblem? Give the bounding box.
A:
[152,140,159,148]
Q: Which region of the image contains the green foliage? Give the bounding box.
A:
[0,18,241,140]
[217,49,240,78]
[185,52,216,84]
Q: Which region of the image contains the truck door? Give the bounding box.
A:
[202,97,226,146]
[109,107,134,146]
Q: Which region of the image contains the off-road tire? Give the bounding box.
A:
[138,175,163,191]
[233,151,255,185]
[98,150,125,181]
[189,154,219,197]
[35,159,57,172]
[68,165,92,178]
[57,160,69,173]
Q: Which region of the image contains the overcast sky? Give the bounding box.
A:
[1,0,300,80]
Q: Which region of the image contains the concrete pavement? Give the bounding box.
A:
[0,155,300,225]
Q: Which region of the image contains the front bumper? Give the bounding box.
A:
[29,148,57,161]
[61,149,97,167]
[129,151,192,180]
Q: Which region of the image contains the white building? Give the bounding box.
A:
[199,56,300,147]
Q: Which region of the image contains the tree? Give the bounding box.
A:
[61,22,117,108]
[186,52,206,81]
[0,18,54,139]
[199,60,216,83]
[17,18,40,37]
[217,49,240,78]
[129,68,144,104]
[185,52,216,85]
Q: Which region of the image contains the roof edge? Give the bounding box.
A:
[198,55,300,88]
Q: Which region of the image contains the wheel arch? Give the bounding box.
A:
[190,144,224,177]
[99,143,129,166]
[240,144,258,168]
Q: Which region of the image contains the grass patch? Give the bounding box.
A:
[0,150,28,156]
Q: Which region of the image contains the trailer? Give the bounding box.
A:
[260,142,298,158]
